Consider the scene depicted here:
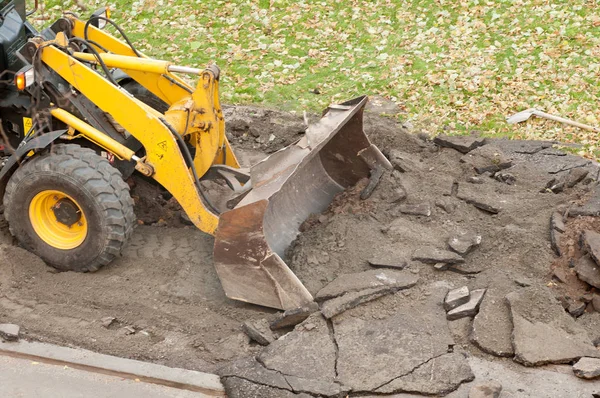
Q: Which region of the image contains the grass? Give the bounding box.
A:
[34,0,600,157]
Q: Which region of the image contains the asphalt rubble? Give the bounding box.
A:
[220,101,600,397]
[1,99,600,397]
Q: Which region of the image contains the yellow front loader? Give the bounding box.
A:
[0,8,391,309]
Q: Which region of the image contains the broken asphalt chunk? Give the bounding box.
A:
[387,149,422,173]
[550,212,566,233]
[412,247,465,264]
[444,286,470,311]
[460,145,513,174]
[315,269,418,302]
[565,168,589,188]
[398,202,431,217]
[582,230,600,265]
[457,194,501,214]
[368,255,407,270]
[334,286,468,392]
[242,319,275,346]
[568,301,586,318]
[433,134,487,154]
[572,357,600,379]
[470,288,515,358]
[270,302,319,330]
[506,287,600,366]
[448,232,482,255]
[575,255,600,289]
[550,229,562,256]
[0,323,20,342]
[320,286,402,319]
[447,289,486,320]
[259,313,337,383]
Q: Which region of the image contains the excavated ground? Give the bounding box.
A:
[0,100,599,397]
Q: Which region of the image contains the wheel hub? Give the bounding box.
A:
[29,190,88,250]
[52,198,82,227]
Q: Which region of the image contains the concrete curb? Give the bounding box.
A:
[0,340,225,397]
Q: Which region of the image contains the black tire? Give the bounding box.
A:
[121,80,169,113]
[3,144,135,272]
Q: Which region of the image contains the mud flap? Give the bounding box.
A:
[213,96,392,309]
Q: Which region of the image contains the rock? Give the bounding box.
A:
[388,149,422,173]
[270,302,319,330]
[375,352,474,395]
[467,176,485,184]
[368,255,407,270]
[550,212,566,233]
[315,269,418,301]
[412,247,465,264]
[471,290,515,357]
[550,229,562,256]
[435,198,457,213]
[568,302,586,318]
[575,255,600,289]
[469,380,503,398]
[259,314,337,383]
[434,135,487,154]
[582,230,600,265]
[448,263,484,275]
[434,263,450,271]
[321,286,403,319]
[460,145,513,174]
[565,168,589,188]
[444,286,470,311]
[398,202,431,217]
[448,232,482,255]
[242,319,275,346]
[120,326,136,335]
[552,267,569,284]
[334,286,472,393]
[544,178,565,193]
[457,193,501,214]
[572,357,600,379]
[506,287,600,366]
[388,186,407,203]
[514,276,532,287]
[447,289,486,320]
[593,294,600,312]
[0,323,20,341]
[570,184,600,216]
[100,317,116,328]
[494,172,516,185]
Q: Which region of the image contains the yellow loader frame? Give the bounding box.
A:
[36,16,240,235]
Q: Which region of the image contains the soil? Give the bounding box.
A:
[1,102,600,394]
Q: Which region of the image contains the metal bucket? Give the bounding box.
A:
[213,96,391,309]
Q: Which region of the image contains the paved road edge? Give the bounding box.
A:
[0,340,226,397]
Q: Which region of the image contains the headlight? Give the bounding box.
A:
[90,6,111,29]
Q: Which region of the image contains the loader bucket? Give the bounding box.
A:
[213,96,392,310]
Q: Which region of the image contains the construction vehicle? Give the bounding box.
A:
[0,0,391,310]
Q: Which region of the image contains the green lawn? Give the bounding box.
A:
[34,0,600,157]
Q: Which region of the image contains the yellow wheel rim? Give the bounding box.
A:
[29,190,88,250]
